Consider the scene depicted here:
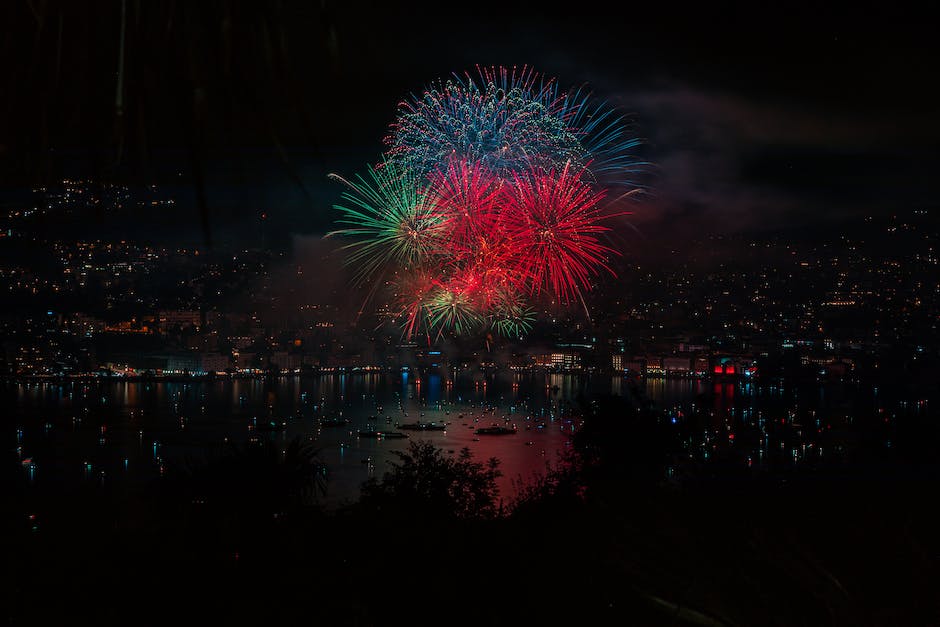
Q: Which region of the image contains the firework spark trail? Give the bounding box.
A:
[425,274,484,338]
[501,162,615,304]
[428,158,502,256]
[327,161,446,285]
[389,269,438,340]
[386,65,643,187]
[386,66,582,177]
[489,286,536,338]
[559,84,648,188]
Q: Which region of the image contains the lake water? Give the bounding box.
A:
[7,372,642,507]
[7,371,920,508]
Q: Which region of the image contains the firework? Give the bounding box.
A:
[386,65,580,178]
[386,65,642,187]
[327,161,446,285]
[501,162,615,304]
[389,270,438,340]
[428,158,502,256]
[329,66,641,340]
[425,275,485,337]
[488,288,536,338]
[554,85,646,188]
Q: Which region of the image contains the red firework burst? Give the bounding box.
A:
[389,270,438,340]
[429,158,502,258]
[500,162,617,303]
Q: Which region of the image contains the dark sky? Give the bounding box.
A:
[2,1,937,248]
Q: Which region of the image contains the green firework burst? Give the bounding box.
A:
[328,161,446,285]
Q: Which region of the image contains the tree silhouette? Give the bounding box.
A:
[359,440,501,519]
[166,436,327,543]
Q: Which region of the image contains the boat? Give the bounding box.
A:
[475,425,516,435]
[396,421,447,431]
[358,430,408,439]
[320,418,349,427]
[253,419,288,432]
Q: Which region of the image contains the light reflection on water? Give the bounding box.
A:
[6,373,608,505]
[7,373,913,505]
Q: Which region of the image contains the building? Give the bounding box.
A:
[693,357,710,376]
[534,352,582,370]
[67,313,106,336]
[164,352,200,374]
[712,356,758,378]
[159,310,202,332]
[663,356,692,375]
[645,357,664,377]
[201,352,231,373]
[623,357,646,374]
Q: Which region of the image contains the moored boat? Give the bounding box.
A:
[475,425,516,435]
[357,430,408,439]
[396,421,447,431]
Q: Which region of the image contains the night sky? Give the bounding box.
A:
[2,1,937,247]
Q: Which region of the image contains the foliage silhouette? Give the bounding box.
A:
[358,439,501,519]
[160,436,327,543]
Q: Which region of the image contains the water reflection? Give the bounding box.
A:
[4,373,928,506]
[7,374,583,505]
